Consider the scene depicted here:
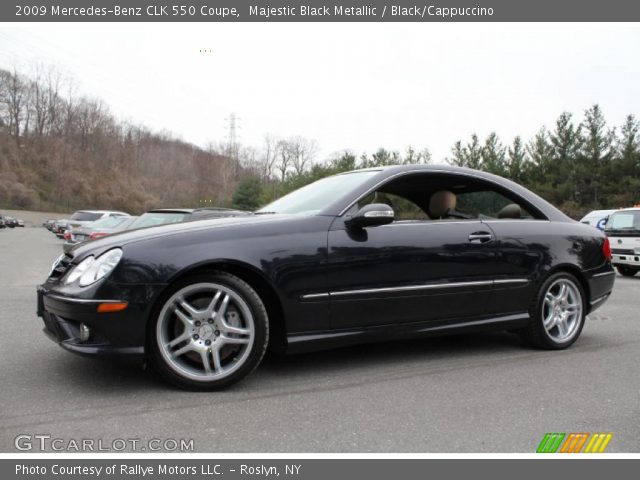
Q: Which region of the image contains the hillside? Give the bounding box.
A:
[0,67,237,214]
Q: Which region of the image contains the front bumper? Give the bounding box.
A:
[37,285,149,360]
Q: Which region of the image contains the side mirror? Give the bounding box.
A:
[346,203,395,229]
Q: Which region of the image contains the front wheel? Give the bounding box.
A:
[149,272,269,390]
[522,272,586,349]
[616,265,638,277]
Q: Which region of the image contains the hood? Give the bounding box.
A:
[68,214,297,260]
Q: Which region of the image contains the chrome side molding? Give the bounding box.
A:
[300,278,529,300]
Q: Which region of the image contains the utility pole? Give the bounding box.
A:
[225,113,240,180]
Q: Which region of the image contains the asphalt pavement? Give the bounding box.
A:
[1,227,638,453]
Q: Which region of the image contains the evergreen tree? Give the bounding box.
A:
[231,176,263,211]
[579,104,614,206]
[465,134,483,170]
[526,127,554,198]
[507,136,528,183]
[611,114,640,206]
[449,140,466,167]
[481,132,507,176]
[549,112,581,203]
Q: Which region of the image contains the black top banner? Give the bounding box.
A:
[3,0,640,22]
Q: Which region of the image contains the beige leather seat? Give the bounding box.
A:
[429,190,457,219]
[497,203,522,219]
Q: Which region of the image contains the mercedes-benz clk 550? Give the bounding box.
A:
[37,165,615,389]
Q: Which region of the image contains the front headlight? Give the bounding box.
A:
[78,248,123,287]
[64,255,95,285]
[63,249,123,287]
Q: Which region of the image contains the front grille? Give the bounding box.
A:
[48,253,73,282]
[611,248,635,255]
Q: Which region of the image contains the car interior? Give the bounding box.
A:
[357,173,546,222]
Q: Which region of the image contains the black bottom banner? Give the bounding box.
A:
[4,459,639,480]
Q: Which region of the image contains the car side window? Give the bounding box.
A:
[456,190,534,219]
[349,172,545,222]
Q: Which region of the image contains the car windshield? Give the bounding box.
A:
[605,211,640,231]
[128,212,189,229]
[70,211,103,222]
[257,171,380,215]
[89,216,129,229]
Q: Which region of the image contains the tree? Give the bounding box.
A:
[611,114,640,205]
[578,104,614,206]
[507,136,528,183]
[231,176,263,211]
[0,68,26,140]
[404,146,431,164]
[549,112,581,202]
[481,132,506,176]
[289,136,318,176]
[526,128,555,199]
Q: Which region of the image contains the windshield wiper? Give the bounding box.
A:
[254,211,277,215]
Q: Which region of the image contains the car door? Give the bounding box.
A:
[326,215,499,329]
[453,188,547,317]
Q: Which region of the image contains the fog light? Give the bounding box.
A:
[79,323,91,342]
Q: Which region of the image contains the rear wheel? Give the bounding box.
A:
[522,272,585,349]
[149,272,268,390]
[616,265,638,277]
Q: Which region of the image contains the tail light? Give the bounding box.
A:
[89,232,107,240]
[63,231,71,241]
[603,237,612,261]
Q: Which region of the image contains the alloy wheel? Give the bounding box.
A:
[156,282,255,382]
[542,278,583,343]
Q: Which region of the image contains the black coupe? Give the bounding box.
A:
[37,165,615,389]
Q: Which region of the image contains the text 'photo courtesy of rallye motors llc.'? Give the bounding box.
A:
[2,1,640,479]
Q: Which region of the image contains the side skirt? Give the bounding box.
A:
[285,312,530,355]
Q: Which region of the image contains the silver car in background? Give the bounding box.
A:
[63,215,137,253]
[66,210,129,230]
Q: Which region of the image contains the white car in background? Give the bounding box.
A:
[604,207,640,277]
[580,209,616,231]
[66,210,129,230]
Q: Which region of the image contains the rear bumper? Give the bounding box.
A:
[586,267,616,313]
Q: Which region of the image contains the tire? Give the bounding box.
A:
[149,272,269,390]
[521,272,586,349]
[616,265,638,277]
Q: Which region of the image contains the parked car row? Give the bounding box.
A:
[0,214,25,228]
[46,207,251,252]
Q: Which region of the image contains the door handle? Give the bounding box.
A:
[468,231,493,244]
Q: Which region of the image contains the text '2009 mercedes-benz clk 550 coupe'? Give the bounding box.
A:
[37,165,615,390]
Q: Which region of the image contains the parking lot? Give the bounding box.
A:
[1,226,638,453]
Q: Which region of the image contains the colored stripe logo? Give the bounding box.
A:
[537,433,612,453]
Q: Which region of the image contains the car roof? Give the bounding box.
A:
[73,210,129,215]
[193,207,242,212]
[582,209,616,217]
[145,208,194,214]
